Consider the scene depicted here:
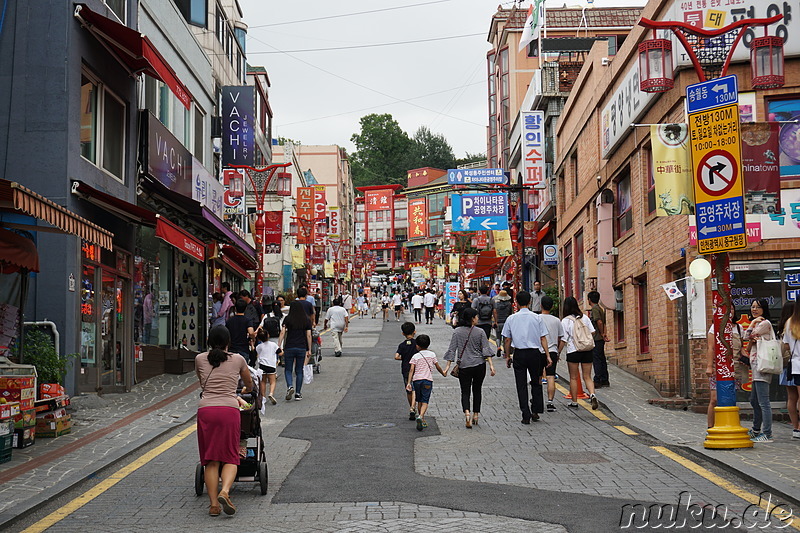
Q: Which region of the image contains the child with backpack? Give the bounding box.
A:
[561,296,598,410]
[255,328,280,411]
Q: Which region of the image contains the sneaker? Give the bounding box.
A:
[590,394,599,410]
[747,428,759,439]
[335,351,342,357]
[416,416,424,431]
[294,393,302,401]
[285,387,294,401]
[421,420,428,429]
[751,433,773,443]
[268,395,277,405]
[409,410,417,421]
[567,402,579,409]
[793,429,800,439]
[546,402,556,412]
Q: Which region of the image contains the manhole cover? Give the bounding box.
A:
[343,422,396,429]
[540,451,609,464]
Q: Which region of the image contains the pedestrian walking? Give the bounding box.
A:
[255,329,278,410]
[406,334,446,431]
[225,299,254,363]
[381,293,391,322]
[705,306,746,429]
[777,301,800,439]
[313,289,322,325]
[324,297,349,357]
[423,289,437,324]
[450,289,471,328]
[493,289,513,358]
[217,281,234,324]
[411,291,424,323]
[195,325,254,516]
[342,290,354,314]
[588,291,610,388]
[471,285,495,339]
[392,291,404,321]
[501,291,550,424]
[394,321,418,420]
[278,301,312,401]
[295,286,316,327]
[210,292,225,330]
[530,281,543,313]
[561,296,598,410]
[743,298,776,442]
[437,290,446,319]
[356,294,367,317]
[539,295,565,412]
[443,308,496,428]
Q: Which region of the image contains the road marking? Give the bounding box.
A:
[651,446,800,531]
[614,425,639,436]
[21,424,197,533]
[554,383,610,420]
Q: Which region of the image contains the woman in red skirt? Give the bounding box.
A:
[196,325,253,516]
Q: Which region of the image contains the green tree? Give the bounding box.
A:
[455,151,487,167]
[276,136,302,146]
[350,114,416,188]
[411,126,456,171]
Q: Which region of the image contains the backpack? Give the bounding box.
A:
[477,297,493,321]
[495,299,512,322]
[570,316,595,352]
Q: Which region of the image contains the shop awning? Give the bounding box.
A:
[155,215,205,262]
[74,4,192,109]
[202,208,256,258]
[466,251,505,281]
[221,245,257,271]
[71,180,157,226]
[0,228,39,273]
[0,179,114,250]
[220,252,251,280]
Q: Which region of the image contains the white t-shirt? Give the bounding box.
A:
[540,313,565,354]
[256,341,279,368]
[342,294,353,310]
[411,294,424,309]
[409,350,438,381]
[381,295,391,305]
[392,294,403,306]
[326,305,349,332]
[424,292,436,307]
[561,314,596,353]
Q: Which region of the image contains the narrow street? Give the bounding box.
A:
[7,311,794,532]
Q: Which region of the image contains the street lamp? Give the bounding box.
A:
[638,34,674,93]
[637,13,784,450]
[232,163,291,297]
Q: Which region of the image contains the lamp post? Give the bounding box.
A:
[637,14,784,449]
[233,164,291,297]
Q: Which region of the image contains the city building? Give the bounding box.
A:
[355,185,406,273]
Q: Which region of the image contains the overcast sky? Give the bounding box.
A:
[239,0,647,159]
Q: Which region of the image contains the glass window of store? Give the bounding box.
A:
[79,242,131,392]
[134,226,173,347]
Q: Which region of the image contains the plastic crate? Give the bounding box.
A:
[0,433,12,451]
[0,447,11,464]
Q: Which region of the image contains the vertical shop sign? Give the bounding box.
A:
[221,86,255,167]
[521,110,545,188]
[408,198,428,239]
[651,124,694,216]
[328,206,340,239]
[263,211,283,254]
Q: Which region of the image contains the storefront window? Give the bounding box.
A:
[135,227,173,347]
[175,253,202,351]
[80,264,96,365]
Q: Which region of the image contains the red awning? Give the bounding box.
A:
[155,215,205,262]
[221,245,257,271]
[0,228,39,273]
[74,4,192,109]
[71,180,157,226]
[219,254,251,280]
[466,251,505,281]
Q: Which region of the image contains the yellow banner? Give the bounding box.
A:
[291,247,305,269]
[493,229,514,256]
[324,261,334,277]
[436,265,445,278]
[651,124,694,216]
[449,254,460,272]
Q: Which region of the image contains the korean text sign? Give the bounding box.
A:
[521,110,545,187]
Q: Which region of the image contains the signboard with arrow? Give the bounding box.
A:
[450,193,510,232]
[687,76,746,254]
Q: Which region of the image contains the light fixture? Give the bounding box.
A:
[751,35,785,89]
[224,169,245,198]
[638,34,674,93]
[689,257,712,280]
[276,172,292,197]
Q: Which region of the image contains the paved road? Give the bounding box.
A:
[8,310,791,532]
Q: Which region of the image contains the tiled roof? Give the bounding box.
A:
[545,7,643,29]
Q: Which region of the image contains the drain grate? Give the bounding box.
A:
[540,451,609,464]
[343,422,396,429]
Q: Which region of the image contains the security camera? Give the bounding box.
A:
[601,58,611,66]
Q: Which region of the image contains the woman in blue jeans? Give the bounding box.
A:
[743,298,776,443]
[278,300,312,401]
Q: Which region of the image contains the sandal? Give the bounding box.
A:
[209,505,221,516]
[472,414,479,426]
[465,412,472,429]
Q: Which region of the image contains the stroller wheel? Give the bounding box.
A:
[258,460,269,495]
[194,463,205,496]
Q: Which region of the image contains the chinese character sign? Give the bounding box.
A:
[408,198,428,239]
[365,189,394,212]
[521,110,545,188]
[741,122,780,215]
[651,124,694,216]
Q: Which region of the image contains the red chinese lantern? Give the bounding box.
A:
[638,36,674,93]
[751,35,784,90]
[276,172,292,197]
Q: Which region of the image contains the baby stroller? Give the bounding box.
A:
[195,367,268,496]
[310,327,322,374]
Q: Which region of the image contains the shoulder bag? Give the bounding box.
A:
[756,324,783,374]
[450,326,473,378]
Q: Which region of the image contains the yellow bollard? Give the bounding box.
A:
[704,406,753,449]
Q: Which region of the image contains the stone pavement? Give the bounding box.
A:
[1,307,795,532]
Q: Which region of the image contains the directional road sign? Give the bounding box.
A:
[688,98,746,254]
[450,193,509,232]
[447,168,506,185]
[686,75,738,114]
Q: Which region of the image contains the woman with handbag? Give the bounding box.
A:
[743,298,776,443]
[442,307,496,428]
[778,301,800,440]
[450,289,471,329]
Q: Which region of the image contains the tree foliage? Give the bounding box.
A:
[455,151,486,167]
[411,126,456,171]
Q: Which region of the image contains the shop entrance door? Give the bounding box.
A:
[675,272,691,398]
[99,273,130,390]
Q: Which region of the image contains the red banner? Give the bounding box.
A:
[312,244,325,263]
[365,189,394,212]
[297,187,315,220]
[408,198,428,239]
[742,122,781,214]
[463,254,478,270]
[155,216,204,262]
[263,211,283,254]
